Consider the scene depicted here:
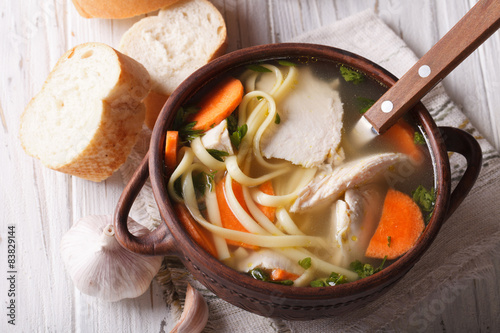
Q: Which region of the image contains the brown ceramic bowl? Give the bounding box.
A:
[114,43,482,320]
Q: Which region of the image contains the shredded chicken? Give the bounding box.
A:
[201,119,234,154]
[291,153,406,212]
[333,184,385,265]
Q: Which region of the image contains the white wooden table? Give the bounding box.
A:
[1,0,499,332]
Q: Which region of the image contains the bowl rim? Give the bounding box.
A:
[149,43,451,301]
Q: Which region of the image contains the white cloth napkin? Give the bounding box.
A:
[120,9,500,332]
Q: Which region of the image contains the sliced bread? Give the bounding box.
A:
[119,0,227,129]
[71,0,182,19]
[19,43,151,182]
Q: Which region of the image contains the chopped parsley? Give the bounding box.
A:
[178,122,204,143]
[414,131,426,145]
[206,149,229,162]
[350,256,388,278]
[226,115,248,150]
[326,272,349,286]
[173,106,199,129]
[248,268,294,286]
[388,236,392,247]
[230,124,248,150]
[340,65,365,84]
[298,257,312,270]
[278,60,296,67]
[226,114,238,133]
[273,280,294,286]
[173,177,183,198]
[310,272,349,287]
[310,279,326,287]
[192,172,215,197]
[357,97,376,114]
[246,64,272,73]
[173,106,204,142]
[412,185,436,223]
[275,113,281,124]
[249,267,268,281]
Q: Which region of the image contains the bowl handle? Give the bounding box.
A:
[439,126,482,219]
[114,152,177,256]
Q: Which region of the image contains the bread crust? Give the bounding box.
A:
[20,43,151,182]
[71,0,182,19]
[54,103,146,182]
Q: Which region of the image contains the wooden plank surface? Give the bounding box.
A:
[0,0,499,332]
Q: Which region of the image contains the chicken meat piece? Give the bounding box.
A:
[259,67,344,168]
[291,152,406,212]
[333,184,385,265]
[200,119,234,154]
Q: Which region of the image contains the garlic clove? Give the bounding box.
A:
[170,283,209,333]
[61,215,163,302]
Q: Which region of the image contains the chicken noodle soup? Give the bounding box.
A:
[166,58,436,287]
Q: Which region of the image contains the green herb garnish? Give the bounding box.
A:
[278,60,296,67]
[173,106,205,142]
[326,272,349,286]
[387,236,392,247]
[310,272,348,287]
[412,185,436,223]
[192,172,215,197]
[173,106,199,129]
[377,256,388,271]
[178,122,204,142]
[340,65,364,84]
[230,124,248,150]
[350,261,374,278]
[173,177,183,198]
[272,280,294,286]
[206,149,229,162]
[275,113,281,124]
[414,131,426,145]
[226,114,238,134]
[310,279,327,287]
[249,268,269,281]
[246,64,272,73]
[357,97,376,114]
[248,268,294,286]
[350,256,388,278]
[298,257,312,270]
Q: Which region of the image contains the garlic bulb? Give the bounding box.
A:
[170,284,209,333]
[61,215,163,302]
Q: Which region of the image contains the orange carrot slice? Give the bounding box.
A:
[365,188,425,260]
[215,178,259,250]
[256,181,276,222]
[173,203,218,258]
[164,131,179,174]
[189,77,244,131]
[270,269,300,282]
[382,119,425,163]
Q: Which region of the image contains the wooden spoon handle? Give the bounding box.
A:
[365,0,500,133]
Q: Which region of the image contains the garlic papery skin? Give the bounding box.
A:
[170,284,209,333]
[61,215,163,302]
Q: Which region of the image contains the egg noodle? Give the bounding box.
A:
[166,65,334,260]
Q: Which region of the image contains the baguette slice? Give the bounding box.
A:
[72,0,182,19]
[119,0,227,129]
[20,43,151,182]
